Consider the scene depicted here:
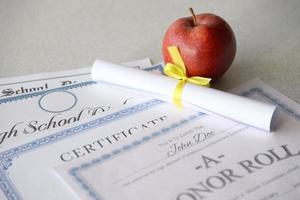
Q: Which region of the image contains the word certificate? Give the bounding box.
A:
[57,78,300,200]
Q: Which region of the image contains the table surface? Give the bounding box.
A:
[0,0,299,102]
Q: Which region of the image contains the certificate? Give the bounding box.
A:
[0,62,165,200]
[56,78,300,200]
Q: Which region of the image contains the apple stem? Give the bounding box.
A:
[189,7,198,26]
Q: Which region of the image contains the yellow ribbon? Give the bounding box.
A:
[164,46,211,108]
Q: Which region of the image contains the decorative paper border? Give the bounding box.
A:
[68,87,300,200]
[0,64,164,105]
[0,81,95,105]
[0,72,90,87]
[143,64,164,73]
[0,63,164,87]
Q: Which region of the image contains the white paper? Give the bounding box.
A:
[91,60,278,131]
[56,78,300,200]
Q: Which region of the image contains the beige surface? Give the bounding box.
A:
[0,0,299,102]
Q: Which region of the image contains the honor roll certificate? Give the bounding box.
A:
[57,78,300,200]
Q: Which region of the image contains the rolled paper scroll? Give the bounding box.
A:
[91,60,278,132]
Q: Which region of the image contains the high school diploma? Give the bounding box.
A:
[0,60,162,200]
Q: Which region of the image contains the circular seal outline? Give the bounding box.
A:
[38,91,77,113]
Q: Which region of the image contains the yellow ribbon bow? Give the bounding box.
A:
[164,46,211,108]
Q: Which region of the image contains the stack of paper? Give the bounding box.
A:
[0,58,299,200]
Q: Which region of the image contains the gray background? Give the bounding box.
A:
[0,0,299,102]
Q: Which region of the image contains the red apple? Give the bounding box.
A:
[162,9,236,80]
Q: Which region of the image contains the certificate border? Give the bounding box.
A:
[0,65,165,200]
[0,81,95,105]
[0,64,163,87]
[0,72,90,87]
[0,64,163,102]
[68,87,300,200]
